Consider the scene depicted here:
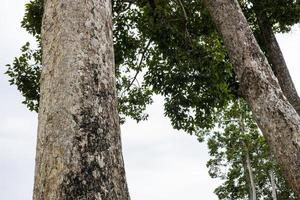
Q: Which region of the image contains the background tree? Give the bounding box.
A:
[207,100,295,199]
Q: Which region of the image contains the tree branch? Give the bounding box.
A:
[127,40,151,89]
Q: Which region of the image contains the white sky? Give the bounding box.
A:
[0,1,299,199]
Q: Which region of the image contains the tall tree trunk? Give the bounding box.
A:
[268,154,278,200]
[242,152,257,200]
[203,0,300,197]
[269,170,278,200]
[33,0,130,199]
[254,10,300,115]
[239,109,257,200]
[245,151,256,200]
[242,159,252,200]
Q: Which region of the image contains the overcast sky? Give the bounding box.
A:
[0,1,299,199]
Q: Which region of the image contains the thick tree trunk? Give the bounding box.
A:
[203,0,300,197]
[33,0,130,199]
[254,12,300,115]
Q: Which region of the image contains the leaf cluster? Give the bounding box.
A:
[5,42,41,111]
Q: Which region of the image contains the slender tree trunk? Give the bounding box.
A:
[242,153,257,200]
[238,102,256,200]
[242,159,252,200]
[245,151,256,200]
[203,0,300,197]
[269,170,278,200]
[33,0,130,199]
[268,154,278,200]
[254,11,300,115]
[239,109,257,200]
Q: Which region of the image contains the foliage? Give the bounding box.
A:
[141,1,235,134]
[5,42,41,111]
[21,0,43,36]
[4,0,43,111]
[113,1,155,122]
[249,0,300,33]
[6,0,300,130]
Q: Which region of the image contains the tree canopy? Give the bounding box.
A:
[6,0,300,132]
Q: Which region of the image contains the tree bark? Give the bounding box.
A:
[267,154,278,200]
[269,170,278,200]
[203,0,300,197]
[33,0,130,199]
[242,156,256,200]
[254,11,300,115]
[239,111,257,200]
[245,150,256,200]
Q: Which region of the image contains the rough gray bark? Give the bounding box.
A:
[33,0,130,199]
[254,12,300,115]
[203,0,300,197]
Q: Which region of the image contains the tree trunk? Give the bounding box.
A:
[33,0,130,199]
[245,150,256,200]
[239,102,257,200]
[254,11,300,115]
[269,170,278,200]
[268,154,278,200]
[203,0,300,197]
[243,156,256,200]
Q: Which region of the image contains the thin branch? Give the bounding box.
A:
[119,40,152,98]
[176,0,188,23]
[127,40,151,89]
[175,0,190,38]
